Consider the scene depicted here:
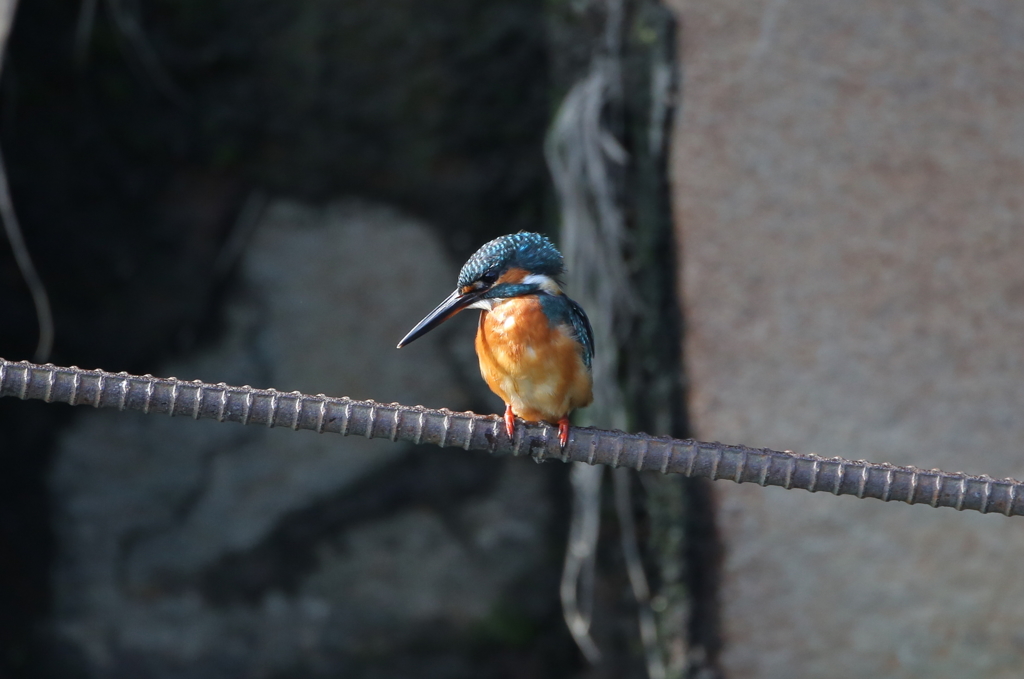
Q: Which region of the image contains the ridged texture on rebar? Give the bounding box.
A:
[1,357,1020,517]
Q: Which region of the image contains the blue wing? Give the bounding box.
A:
[539,293,595,370]
[566,297,595,370]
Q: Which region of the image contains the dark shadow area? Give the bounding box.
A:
[0,0,552,676]
[0,400,64,678]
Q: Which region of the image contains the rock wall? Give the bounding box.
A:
[668,0,1024,677]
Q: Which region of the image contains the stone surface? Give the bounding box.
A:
[668,0,1024,677]
[48,200,553,677]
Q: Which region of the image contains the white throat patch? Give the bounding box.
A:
[521,274,562,295]
[467,297,499,311]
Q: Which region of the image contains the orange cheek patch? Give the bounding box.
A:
[496,267,528,285]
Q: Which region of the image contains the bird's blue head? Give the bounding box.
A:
[397,232,565,348]
[456,232,564,289]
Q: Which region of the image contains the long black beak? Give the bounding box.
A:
[396,288,481,348]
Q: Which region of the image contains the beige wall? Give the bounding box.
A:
[668,0,1024,676]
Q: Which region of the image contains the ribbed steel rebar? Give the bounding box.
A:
[1,357,1021,518]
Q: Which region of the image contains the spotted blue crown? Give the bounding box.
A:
[457,232,564,288]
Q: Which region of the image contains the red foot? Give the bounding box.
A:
[558,417,571,449]
[504,405,516,440]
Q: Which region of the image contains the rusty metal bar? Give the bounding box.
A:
[1,357,1021,518]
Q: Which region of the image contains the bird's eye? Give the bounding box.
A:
[479,271,498,287]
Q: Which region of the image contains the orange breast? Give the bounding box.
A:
[474,296,593,424]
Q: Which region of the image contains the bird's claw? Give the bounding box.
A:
[558,417,570,449]
[504,405,515,440]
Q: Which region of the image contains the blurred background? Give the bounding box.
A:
[1,0,1023,678]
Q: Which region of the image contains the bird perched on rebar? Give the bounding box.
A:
[397,232,594,448]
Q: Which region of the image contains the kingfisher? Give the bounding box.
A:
[397,232,594,448]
